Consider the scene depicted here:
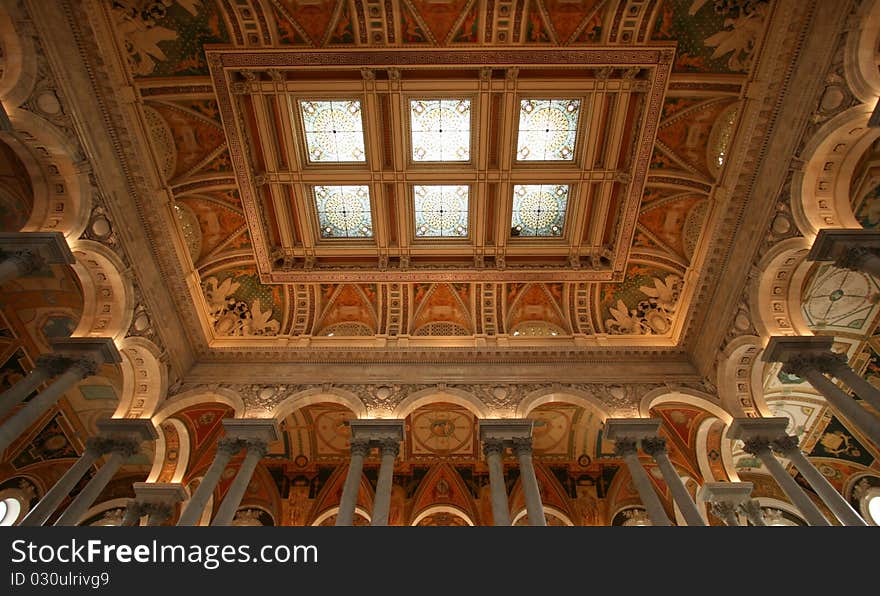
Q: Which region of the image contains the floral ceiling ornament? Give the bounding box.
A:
[693,0,770,73]
[203,276,280,337]
[606,274,683,335]
[111,1,201,76]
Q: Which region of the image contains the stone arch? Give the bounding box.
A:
[115,336,166,419]
[844,0,880,102]
[694,417,738,483]
[271,387,367,421]
[515,388,611,420]
[638,387,730,422]
[69,239,134,340]
[6,108,91,239]
[511,505,575,526]
[750,237,813,339]
[716,335,770,418]
[77,498,130,526]
[311,506,371,526]
[146,417,190,485]
[393,387,489,420]
[152,387,246,426]
[410,504,475,526]
[792,106,875,237]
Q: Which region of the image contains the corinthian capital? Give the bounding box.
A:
[740,437,772,456]
[482,438,505,458]
[770,434,799,455]
[87,436,140,458]
[378,438,400,458]
[835,246,880,272]
[613,437,638,457]
[512,437,533,456]
[69,355,101,378]
[35,353,75,376]
[640,437,667,457]
[349,438,371,458]
[2,249,45,275]
[244,438,269,458]
[216,437,243,456]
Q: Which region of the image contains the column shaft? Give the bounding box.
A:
[0,367,51,419]
[121,502,142,527]
[335,440,368,526]
[778,443,867,526]
[651,450,706,526]
[484,441,510,526]
[54,451,126,526]
[0,364,93,454]
[751,444,830,526]
[827,362,880,413]
[177,442,237,526]
[19,446,100,526]
[801,368,880,447]
[211,442,266,526]
[621,450,672,526]
[370,441,398,526]
[514,440,546,526]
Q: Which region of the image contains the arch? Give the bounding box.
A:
[844,0,880,102]
[68,239,134,340]
[515,387,611,420]
[752,497,807,526]
[115,336,167,419]
[393,387,489,419]
[311,506,371,526]
[639,388,731,423]
[511,505,575,526]
[6,108,91,239]
[792,106,875,237]
[411,504,475,526]
[717,335,770,418]
[271,387,367,421]
[694,417,739,483]
[152,387,246,426]
[750,237,813,339]
[146,417,190,485]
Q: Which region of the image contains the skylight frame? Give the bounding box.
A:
[295,97,369,166]
[513,96,585,164]
[411,183,472,240]
[509,183,572,238]
[405,94,477,166]
[312,184,376,240]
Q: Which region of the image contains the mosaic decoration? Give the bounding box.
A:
[313,185,373,238]
[516,99,581,161]
[413,185,469,237]
[410,99,471,161]
[511,184,569,237]
[299,100,366,162]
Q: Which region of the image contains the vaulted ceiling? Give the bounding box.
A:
[53,0,817,381]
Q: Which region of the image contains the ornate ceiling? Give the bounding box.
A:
[22,0,828,381]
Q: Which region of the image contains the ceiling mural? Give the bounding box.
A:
[79,0,787,358]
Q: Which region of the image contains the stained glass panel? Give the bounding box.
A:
[413,185,469,237]
[516,99,581,161]
[410,99,471,162]
[299,100,366,162]
[313,185,373,238]
[511,184,569,237]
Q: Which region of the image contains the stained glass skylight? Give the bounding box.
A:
[410,99,471,162]
[516,99,581,161]
[313,185,373,238]
[511,184,569,237]
[413,185,469,237]
[299,100,366,162]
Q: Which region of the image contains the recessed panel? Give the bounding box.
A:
[413,185,469,238]
[313,185,373,238]
[299,100,366,163]
[511,184,569,237]
[516,99,581,161]
[410,99,471,162]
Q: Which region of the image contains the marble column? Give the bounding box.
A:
[54,420,157,526]
[764,336,880,448]
[728,418,830,526]
[19,437,105,526]
[807,228,880,278]
[698,481,758,527]
[335,438,370,526]
[0,354,73,418]
[822,354,880,413]
[771,435,867,526]
[642,436,706,526]
[211,439,269,527]
[740,499,767,526]
[482,439,511,526]
[604,419,671,526]
[177,438,241,526]
[0,232,74,285]
[370,438,400,527]
[513,437,546,526]
[0,338,121,454]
